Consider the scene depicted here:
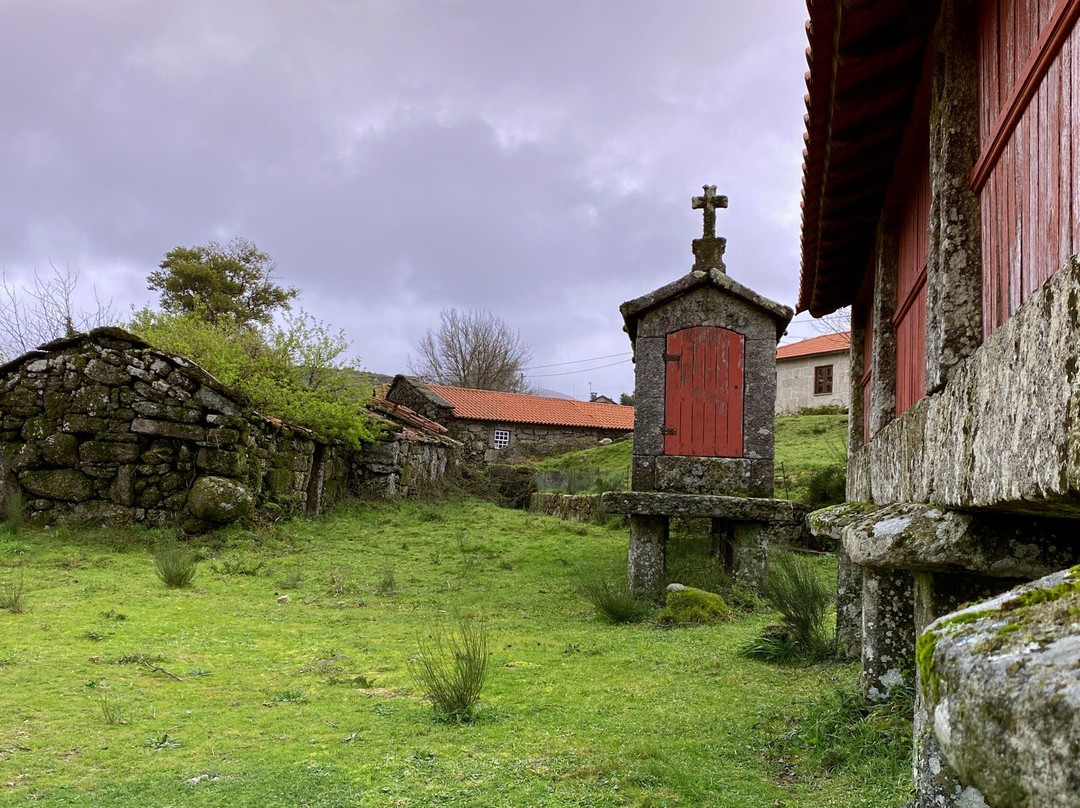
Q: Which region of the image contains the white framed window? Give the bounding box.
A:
[492,429,510,449]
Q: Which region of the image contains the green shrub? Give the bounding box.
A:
[577,572,651,623]
[657,586,730,626]
[804,465,847,508]
[408,621,489,723]
[127,308,379,449]
[451,464,537,509]
[153,543,199,589]
[754,549,833,661]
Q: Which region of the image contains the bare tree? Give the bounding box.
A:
[409,308,532,392]
[0,264,120,361]
[812,306,851,335]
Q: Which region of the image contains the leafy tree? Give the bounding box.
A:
[147,237,297,326]
[619,393,635,406]
[409,308,532,393]
[127,308,379,448]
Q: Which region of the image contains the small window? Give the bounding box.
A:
[814,365,833,395]
[492,429,510,449]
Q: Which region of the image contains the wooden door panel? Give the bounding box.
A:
[664,326,744,457]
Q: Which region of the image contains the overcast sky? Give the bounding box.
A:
[1,0,820,400]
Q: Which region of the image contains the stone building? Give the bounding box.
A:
[385,376,633,462]
[774,332,850,414]
[0,328,457,529]
[799,1,1080,805]
[603,187,806,596]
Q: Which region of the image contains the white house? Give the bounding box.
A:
[775,332,850,414]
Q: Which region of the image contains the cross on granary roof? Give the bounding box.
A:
[691,185,727,239]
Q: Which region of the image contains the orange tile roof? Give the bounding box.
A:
[776,332,850,360]
[428,384,634,430]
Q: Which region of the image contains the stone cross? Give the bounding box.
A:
[691,185,728,239]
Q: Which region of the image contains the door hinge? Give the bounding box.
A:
[662,427,676,435]
[663,353,681,362]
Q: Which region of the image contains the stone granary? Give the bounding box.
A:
[603,187,804,596]
[798,1,1080,805]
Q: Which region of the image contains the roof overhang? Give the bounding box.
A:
[798,0,940,316]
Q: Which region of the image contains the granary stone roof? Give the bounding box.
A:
[619,268,793,346]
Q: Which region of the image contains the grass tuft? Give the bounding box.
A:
[153,543,199,589]
[750,550,834,661]
[768,680,914,777]
[408,621,489,723]
[0,570,27,613]
[577,571,652,623]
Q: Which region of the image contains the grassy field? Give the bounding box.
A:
[534,412,849,504]
[0,500,910,807]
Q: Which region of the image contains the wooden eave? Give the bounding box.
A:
[799,0,940,316]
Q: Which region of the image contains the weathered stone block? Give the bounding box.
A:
[20,416,54,441]
[84,358,129,386]
[839,503,1080,578]
[41,433,80,467]
[921,568,1080,808]
[264,467,293,496]
[196,448,245,476]
[20,469,94,501]
[861,568,914,702]
[69,384,111,416]
[655,456,751,495]
[188,475,253,524]
[131,418,206,442]
[61,415,107,434]
[78,441,141,464]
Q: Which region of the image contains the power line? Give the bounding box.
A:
[524,360,630,378]
[522,351,631,371]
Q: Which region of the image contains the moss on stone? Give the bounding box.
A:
[657,587,730,626]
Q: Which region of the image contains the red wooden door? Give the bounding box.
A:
[663,326,744,457]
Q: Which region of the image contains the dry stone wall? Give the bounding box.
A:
[0,329,456,529]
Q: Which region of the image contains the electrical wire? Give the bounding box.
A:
[526,358,632,378]
[522,351,631,370]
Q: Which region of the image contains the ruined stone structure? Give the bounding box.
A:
[603,188,804,596]
[799,2,1080,805]
[386,376,633,463]
[0,328,457,529]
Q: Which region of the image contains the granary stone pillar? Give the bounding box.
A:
[731,522,768,587]
[860,568,914,702]
[870,213,899,438]
[926,0,983,393]
[627,515,668,599]
[835,548,863,661]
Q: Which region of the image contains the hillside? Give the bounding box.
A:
[534,412,849,505]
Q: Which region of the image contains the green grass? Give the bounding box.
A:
[531,414,848,504]
[0,501,907,807]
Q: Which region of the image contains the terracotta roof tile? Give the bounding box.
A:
[776,332,850,360]
[428,384,634,430]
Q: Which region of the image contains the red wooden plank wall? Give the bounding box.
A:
[664,326,744,458]
[893,150,931,417]
[977,0,1080,337]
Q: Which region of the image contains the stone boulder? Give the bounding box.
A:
[657,585,729,625]
[919,567,1080,807]
[187,476,253,526]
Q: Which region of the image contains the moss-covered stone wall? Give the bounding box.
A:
[0,328,456,529]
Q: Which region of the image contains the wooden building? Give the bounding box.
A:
[800,1,1080,805]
